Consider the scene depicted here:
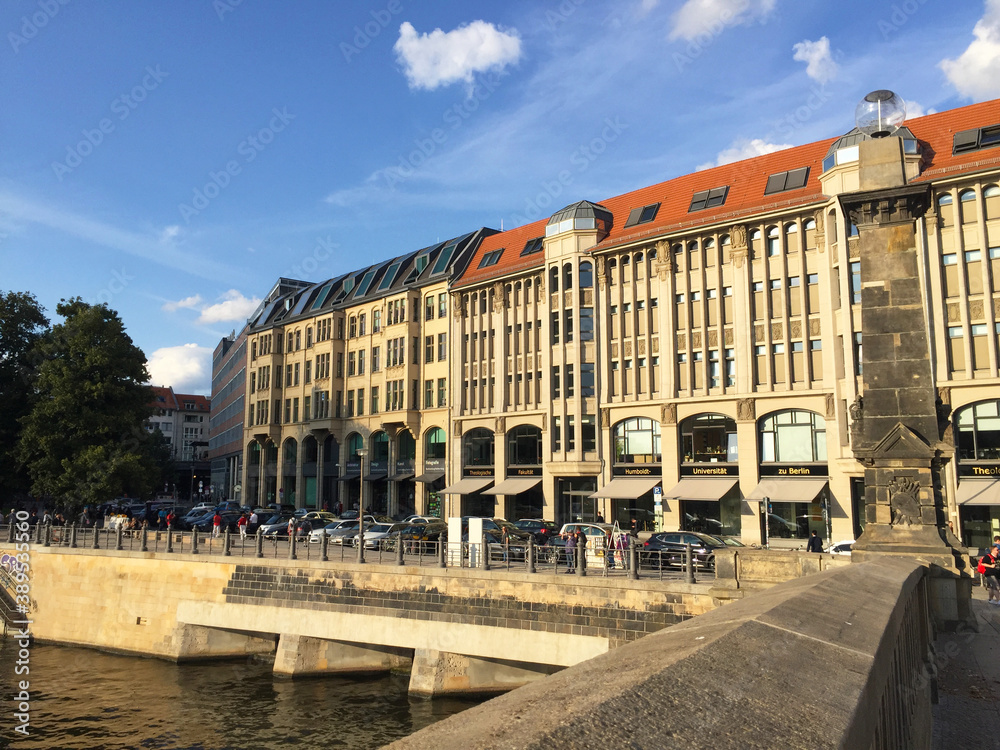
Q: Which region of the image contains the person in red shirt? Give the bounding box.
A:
[212,512,223,538]
[237,513,248,541]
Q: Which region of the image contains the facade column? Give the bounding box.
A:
[315,434,325,511]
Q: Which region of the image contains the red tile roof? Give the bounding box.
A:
[149,386,178,410]
[454,98,1000,289]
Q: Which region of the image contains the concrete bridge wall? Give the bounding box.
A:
[8,545,717,695]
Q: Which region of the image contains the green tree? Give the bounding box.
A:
[0,291,49,499]
[17,298,162,514]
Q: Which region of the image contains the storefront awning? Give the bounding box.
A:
[438,477,494,495]
[388,472,414,482]
[414,471,445,484]
[483,477,542,495]
[663,477,739,501]
[957,478,1000,506]
[746,478,828,503]
[589,477,662,499]
[363,472,388,482]
[339,471,360,481]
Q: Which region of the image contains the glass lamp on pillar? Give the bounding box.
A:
[855,90,906,138]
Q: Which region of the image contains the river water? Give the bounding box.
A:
[0,641,482,749]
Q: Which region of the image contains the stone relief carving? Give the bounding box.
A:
[848,236,861,258]
[888,476,921,527]
[790,321,802,339]
[453,420,462,437]
[737,398,755,422]
[753,325,764,343]
[493,282,506,313]
[637,339,646,355]
[652,338,659,353]
[611,343,619,358]
[624,341,633,356]
[661,403,677,424]
[729,225,748,268]
[708,330,718,347]
[451,292,466,319]
[495,416,505,434]
[849,397,863,447]
[809,319,821,336]
[724,329,734,345]
[596,256,607,290]
[970,300,985,320]
[814,209,826,250]
[537,272,545,297]
[677,334,686,349]
[825,393,836,419]
[692,332,702,348]
[600,408,610,429]
[653,241,673,280]
[771,323,782,340]
[947,304,961,323]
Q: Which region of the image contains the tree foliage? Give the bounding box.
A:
[17,298,164,512]
[0,291,48,497]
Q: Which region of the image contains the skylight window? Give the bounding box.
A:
[310,283,333,311]
[431,241,458,275]
[521,237,544,256]
[689,186,729,212]
[377,262,401,292]
[764,167,810,196]
[354,270,377,297]
[478,249,504,268]
[954,124,1000,155]
[624,202,660,227]
[415,255,428,273]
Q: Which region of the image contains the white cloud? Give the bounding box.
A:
[159,225,181,243]
[147,344,212,395]
[903,100,936,120]
[639,0,661,14]
[394,20,522,91]
[669,0,776,42]
[940,0,1000,101]
[162,294,203,313]
[697,137,793,170]
[792,37,838,84]
[197,289,261,325]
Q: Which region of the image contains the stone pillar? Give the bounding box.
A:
[172,623,276,662]
[842,136,972,631]
[273,634,411,677]
[407,648,559,697]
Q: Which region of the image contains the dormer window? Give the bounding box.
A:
[478,249,504,268]
[521,237,544,256]
[689,187,729,212]
[624,202,660,227]
[954,124,1000,155]
[764,167,810,196]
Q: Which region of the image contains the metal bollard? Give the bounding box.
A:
[43,524,51,548]
[224,529,231,557]
[70,523,78,549]
[482,534,491,571]
[576,541,585,577]
[6,523,13,543]
[192,527,199,555]
[321,532,329,562]
[396,536,404,566]
[629,539,639,580]
[116,524,124,551]
[141,527,148,552]
[255,529,263,559]
[685,543,695,584]
[438,539,446,568]
[289,530,297,560]
[527,536,536,574]
[35,522,43,545]
[166,524,174,553]
[92,525,100,550]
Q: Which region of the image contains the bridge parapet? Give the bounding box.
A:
[390,559,936,750]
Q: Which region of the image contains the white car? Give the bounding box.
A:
[827,539,855,556]
[351,522,410,549]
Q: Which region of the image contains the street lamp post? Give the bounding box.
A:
[357,447,368,564]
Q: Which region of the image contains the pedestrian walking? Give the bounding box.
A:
[806,530,823,553]
[248,509,259,534]
[237,513,248,541]
[980,545,1000,605]
[212,511,223,538]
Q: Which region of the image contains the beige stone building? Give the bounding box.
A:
[237,98,1000,549]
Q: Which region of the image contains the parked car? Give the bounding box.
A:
[188,510,241,533]
[513,519,559,544]
[259,512,295,537]
[489,519,533,544]
[826,539,855,556]
[352,522,411,550]
[641,531,727,569]
[401,515,440,525]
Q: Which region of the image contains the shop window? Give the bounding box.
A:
[613,417,661,465]
[759,409,827,463]
[956,401,1000,462]
[681,413,737,464]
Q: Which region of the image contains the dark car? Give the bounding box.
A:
[641,531,727,569]
[396,521,447,553]
[189,510,241,533]
[513,519,559,544]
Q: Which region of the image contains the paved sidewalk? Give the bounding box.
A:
[932,584,1000,749]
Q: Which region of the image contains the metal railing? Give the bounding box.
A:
[0,523,713,582]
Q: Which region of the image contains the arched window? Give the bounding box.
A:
[247,442,261,466]
[766,226,780,256]
[549,266,559,294]
[346,432,364,457]
[563,262,573,290]
[759,410,827,463]
[579,261,593,288]
[680,413,738,463]
[613,417,661,465]
[371,431,389,463]
[986,184,1000,220]
[959,188,977,225]
[507,425,543,465]
[425,427,446,460]
[956,400,1000,462]
[283,438,297,464]
[463,427,495,467]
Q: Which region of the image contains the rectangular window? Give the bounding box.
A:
[425,295,434,321]
[424,379,433,408]
[346,390,354,417]
[850,261,861,304]
[438,293,447,318]
[356,388,364,416]
[303,395,311,420]
[551,312,560,344]
[292,398,299,423]
[552,366,561,398]
[358,350,365,375]
[371,386,379,414]
[425,336,434,364]
[689,186,729,212]
[437,378,446,407]
[438,332,447,361]
[304,361,312,384]
[581,362,595,397]
[566,364,575,397]
[552,416,561,452]
[348,351,356,376]
[372,346,380,372]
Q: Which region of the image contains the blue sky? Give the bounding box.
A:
[2,0,998,395]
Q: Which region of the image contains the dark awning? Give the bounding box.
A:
[439,477,494,495]
[483,478,542,495]
[339,471,361,481]
[388,472,414,482]
[414,471,445,484]
[746,479,828,503]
